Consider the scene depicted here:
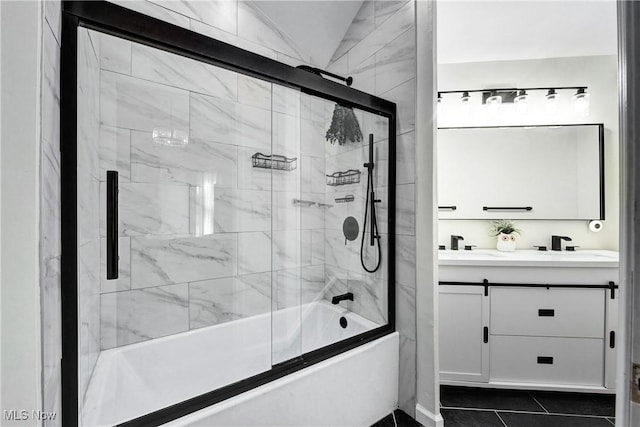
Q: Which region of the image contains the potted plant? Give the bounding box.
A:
[489,219,521,252]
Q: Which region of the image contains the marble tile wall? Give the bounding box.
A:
[108,0,313,66]
[322,106,391,328]
[95,29,328,353]
[41,1,62,425]
[77,26,103,415]
[327,0,418,415]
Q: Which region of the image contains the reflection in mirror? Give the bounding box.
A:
[438,124,603,220]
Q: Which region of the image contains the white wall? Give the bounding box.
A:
[415,1,442,425]
[0,1,43,426]
[437,55,619,251]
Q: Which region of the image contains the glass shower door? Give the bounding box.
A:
[270,84,304,365]
[294,92,390,356]
[73,16,394,425]
[77,27,277,425]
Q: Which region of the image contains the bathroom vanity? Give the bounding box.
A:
[438,249,619,393]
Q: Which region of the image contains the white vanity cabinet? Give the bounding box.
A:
[439,285,489,382]
[438,250,619,392]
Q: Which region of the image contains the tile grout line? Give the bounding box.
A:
[528,392,549,414]
[495,411,508,427]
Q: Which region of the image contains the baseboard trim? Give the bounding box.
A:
[415,404,444,427]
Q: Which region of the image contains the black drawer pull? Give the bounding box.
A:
[538,309,555,317]
[483,206,533,211]
[106,170,119,280]
[537,356,554,365]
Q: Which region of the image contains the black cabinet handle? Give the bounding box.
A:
[439,206,457,211]
[610,331,616,349]
[483,326,488,343]
[106,171,118,280]
[537,356,554,365]
[538,309,555,317]
[483,206,533,211]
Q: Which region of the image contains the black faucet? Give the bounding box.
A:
[551,235,572,251]
[451,235,464,251]
[332,292,354,305]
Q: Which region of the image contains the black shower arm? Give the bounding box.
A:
[296,65,353,86]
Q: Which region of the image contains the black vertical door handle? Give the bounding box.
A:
[483,326,488,343]
[106,171,118,280]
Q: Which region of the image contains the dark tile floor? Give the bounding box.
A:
[440,385,616,427]
[371,409,423,427]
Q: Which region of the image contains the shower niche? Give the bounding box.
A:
[64,5,395,426]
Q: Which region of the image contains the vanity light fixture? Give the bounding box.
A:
[573,88,590,116]
[545,89,559,115]
[437,86,588,118]
[515,90,528,115]
[460,91,471,115]
[486,90,502,115]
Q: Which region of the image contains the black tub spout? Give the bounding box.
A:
[331,292,354,305]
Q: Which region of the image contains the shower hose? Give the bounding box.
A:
[360,162,382,273]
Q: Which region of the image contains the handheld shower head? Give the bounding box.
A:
[361,133,382,273]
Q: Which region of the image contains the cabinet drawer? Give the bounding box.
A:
[490,335,604,386]
[491,288,605,338]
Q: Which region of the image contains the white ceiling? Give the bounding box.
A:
[254,1,364,67]
[437,0,618,64]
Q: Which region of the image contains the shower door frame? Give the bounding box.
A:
[60,1,397,426]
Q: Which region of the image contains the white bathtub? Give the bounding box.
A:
[82,300,398,426]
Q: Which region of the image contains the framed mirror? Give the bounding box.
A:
[437,124,604,220]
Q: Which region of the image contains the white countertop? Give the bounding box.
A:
[438,249,619,268]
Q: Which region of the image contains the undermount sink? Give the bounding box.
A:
[438,249,619,267]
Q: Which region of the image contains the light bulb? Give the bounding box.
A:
[486,91,502,115]
[545,89,559,115]
[460,91,471,116]
[515,90,528,115]
[573,88,590,116]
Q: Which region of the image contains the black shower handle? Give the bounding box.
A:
[106,171,119,280]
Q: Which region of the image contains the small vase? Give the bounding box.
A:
[496,233,517,252]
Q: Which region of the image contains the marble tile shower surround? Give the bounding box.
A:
[327,0,417,415]
[76,26,104,419]
[108,0,313,67]
[94,30,371,353]
[40,2,398,424]
[41,2,62,424]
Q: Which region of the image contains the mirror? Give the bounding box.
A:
[437,124,604,220]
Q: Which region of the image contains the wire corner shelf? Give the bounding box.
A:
[326,169,361,186]
[252,153,297,171]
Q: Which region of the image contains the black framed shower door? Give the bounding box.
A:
[60,1,397,425]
